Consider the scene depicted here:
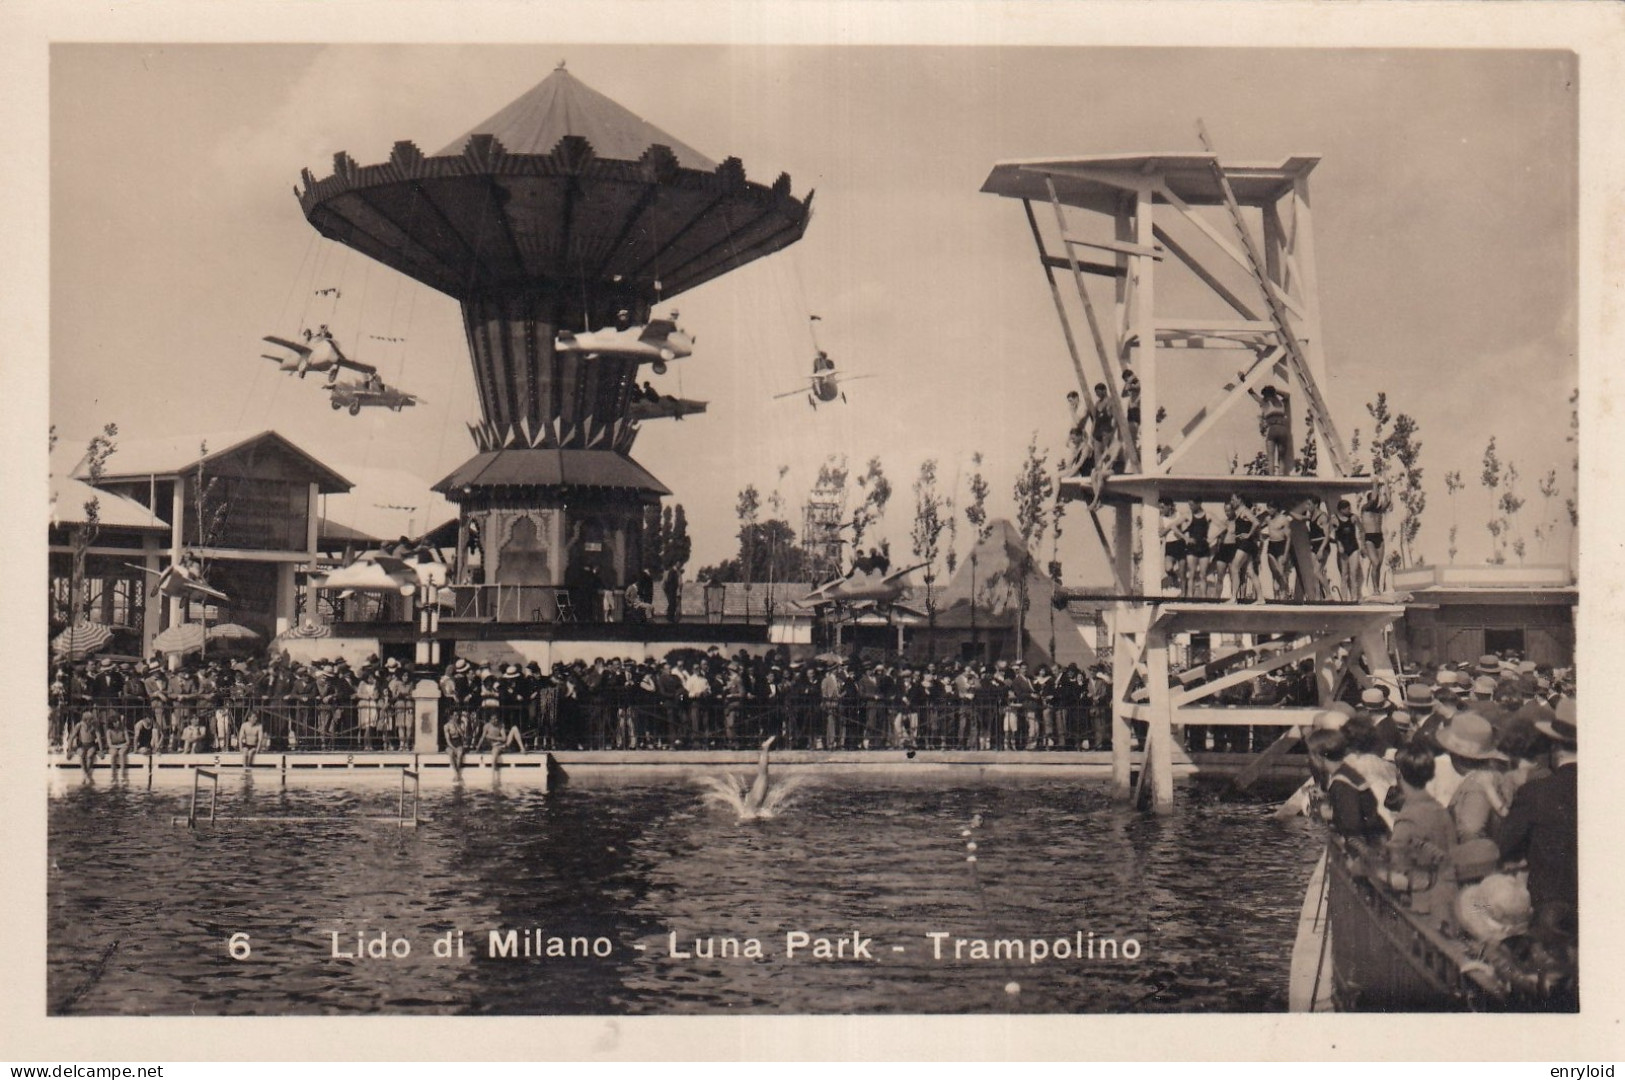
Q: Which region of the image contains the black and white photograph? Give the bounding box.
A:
[5,0,1623,1064]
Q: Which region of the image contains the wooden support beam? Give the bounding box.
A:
[1023,199,1095,397]
[1119,705,1324,728]
[1161,346,1284,474]
[1143,627,1177,813]
[1153,224,1262,322]
[1157,318,1278,334]
[1044,176,1141,473]
[1232,729,1304,791]
[1156,183,1253,272]
[1087,506,1132,594]
[1196,122,1348,475]
[1109,611,1136,799]
[1064,235,1163,260]
[1172,633,1327,708]
[1040,254,1126,278]
[1158,185,1306,320]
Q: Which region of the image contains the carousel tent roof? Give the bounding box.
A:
[436,66,716,168]
[297,68,812,306]
[433,448,670,496]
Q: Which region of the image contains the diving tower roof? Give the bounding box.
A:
[981,153,1320,214]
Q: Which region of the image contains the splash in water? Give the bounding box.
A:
[698,772,803,821]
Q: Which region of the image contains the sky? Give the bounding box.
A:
[48,43,1580,578]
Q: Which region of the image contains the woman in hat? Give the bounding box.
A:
[1434,711,1511,843]
[1380,743,1457,931]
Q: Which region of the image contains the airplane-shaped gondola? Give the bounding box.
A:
[324,374,423,416]
[555,312,694,374]
[260,325,377,381]
[800,559,928,609]
[124,555,230,602]
[773,351,874,408]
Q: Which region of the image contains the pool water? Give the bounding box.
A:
[47,771,1321,1014]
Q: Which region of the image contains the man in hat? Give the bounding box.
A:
[1499,697,1577,946]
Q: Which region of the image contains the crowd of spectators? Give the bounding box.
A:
[51,649,1136,758]
[1300,650,1578,1002]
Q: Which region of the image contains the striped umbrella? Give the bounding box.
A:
[286,620,333,639]
[206,622,262,644]
[152,622,207,655]
[51,620,113,661]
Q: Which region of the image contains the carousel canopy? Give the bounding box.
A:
[296,66,812,309]
[432,448,669,497]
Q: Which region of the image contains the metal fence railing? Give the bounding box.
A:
[50,695,1299,755]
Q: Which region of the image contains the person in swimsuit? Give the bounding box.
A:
[104,713,131,771]
[1332,499,1363,600]
[1183,501,1214,599]
[743,736,778,812]
[480,715,525,767]
[1159,500,1188,594]
[1262,505,1293,600]
[442,711,469,775]
[1361,480,1393,595]
[237,711,265,768]
[1249,385,1293,475]
[1220,497,1262,602]
[68,710,100,776]
[1121,368,1142,454]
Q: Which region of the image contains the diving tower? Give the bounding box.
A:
[982,139,1400,813]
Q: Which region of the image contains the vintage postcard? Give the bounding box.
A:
[3,0,1622,1063]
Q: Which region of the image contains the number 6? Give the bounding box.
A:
[229,932,251,960]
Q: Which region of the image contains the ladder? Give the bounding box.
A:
[1196,122,1352,478]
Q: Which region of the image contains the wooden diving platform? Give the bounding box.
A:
[1059,472,1375,507]
[1150,601,1404,637]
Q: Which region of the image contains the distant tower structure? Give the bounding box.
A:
[982,140,1401,813]
[802,484,847,580]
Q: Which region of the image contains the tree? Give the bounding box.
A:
[766,465,790,617]
[1566,386,1578,530]
[1010,433,1055,664]
[697,520,816,585]
[67,424,119,624]
[1535,468,1561,560]
[659,504,692,572]
[1365,393,1426,569]
[1294,411,1319,476]
[1501,462,1526,565]
[1444,470,1464,564]
[963,451,991,650]
[850,456,892,556]
[1480,438,1525,565]
[911,459,948,658]
[736,485,761,618]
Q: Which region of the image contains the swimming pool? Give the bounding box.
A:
[47,770,1320,1014]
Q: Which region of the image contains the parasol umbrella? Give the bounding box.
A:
[285,619,333,639]
[205,623,262,654]
[152,622,207,655]
[51,620,113,661]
